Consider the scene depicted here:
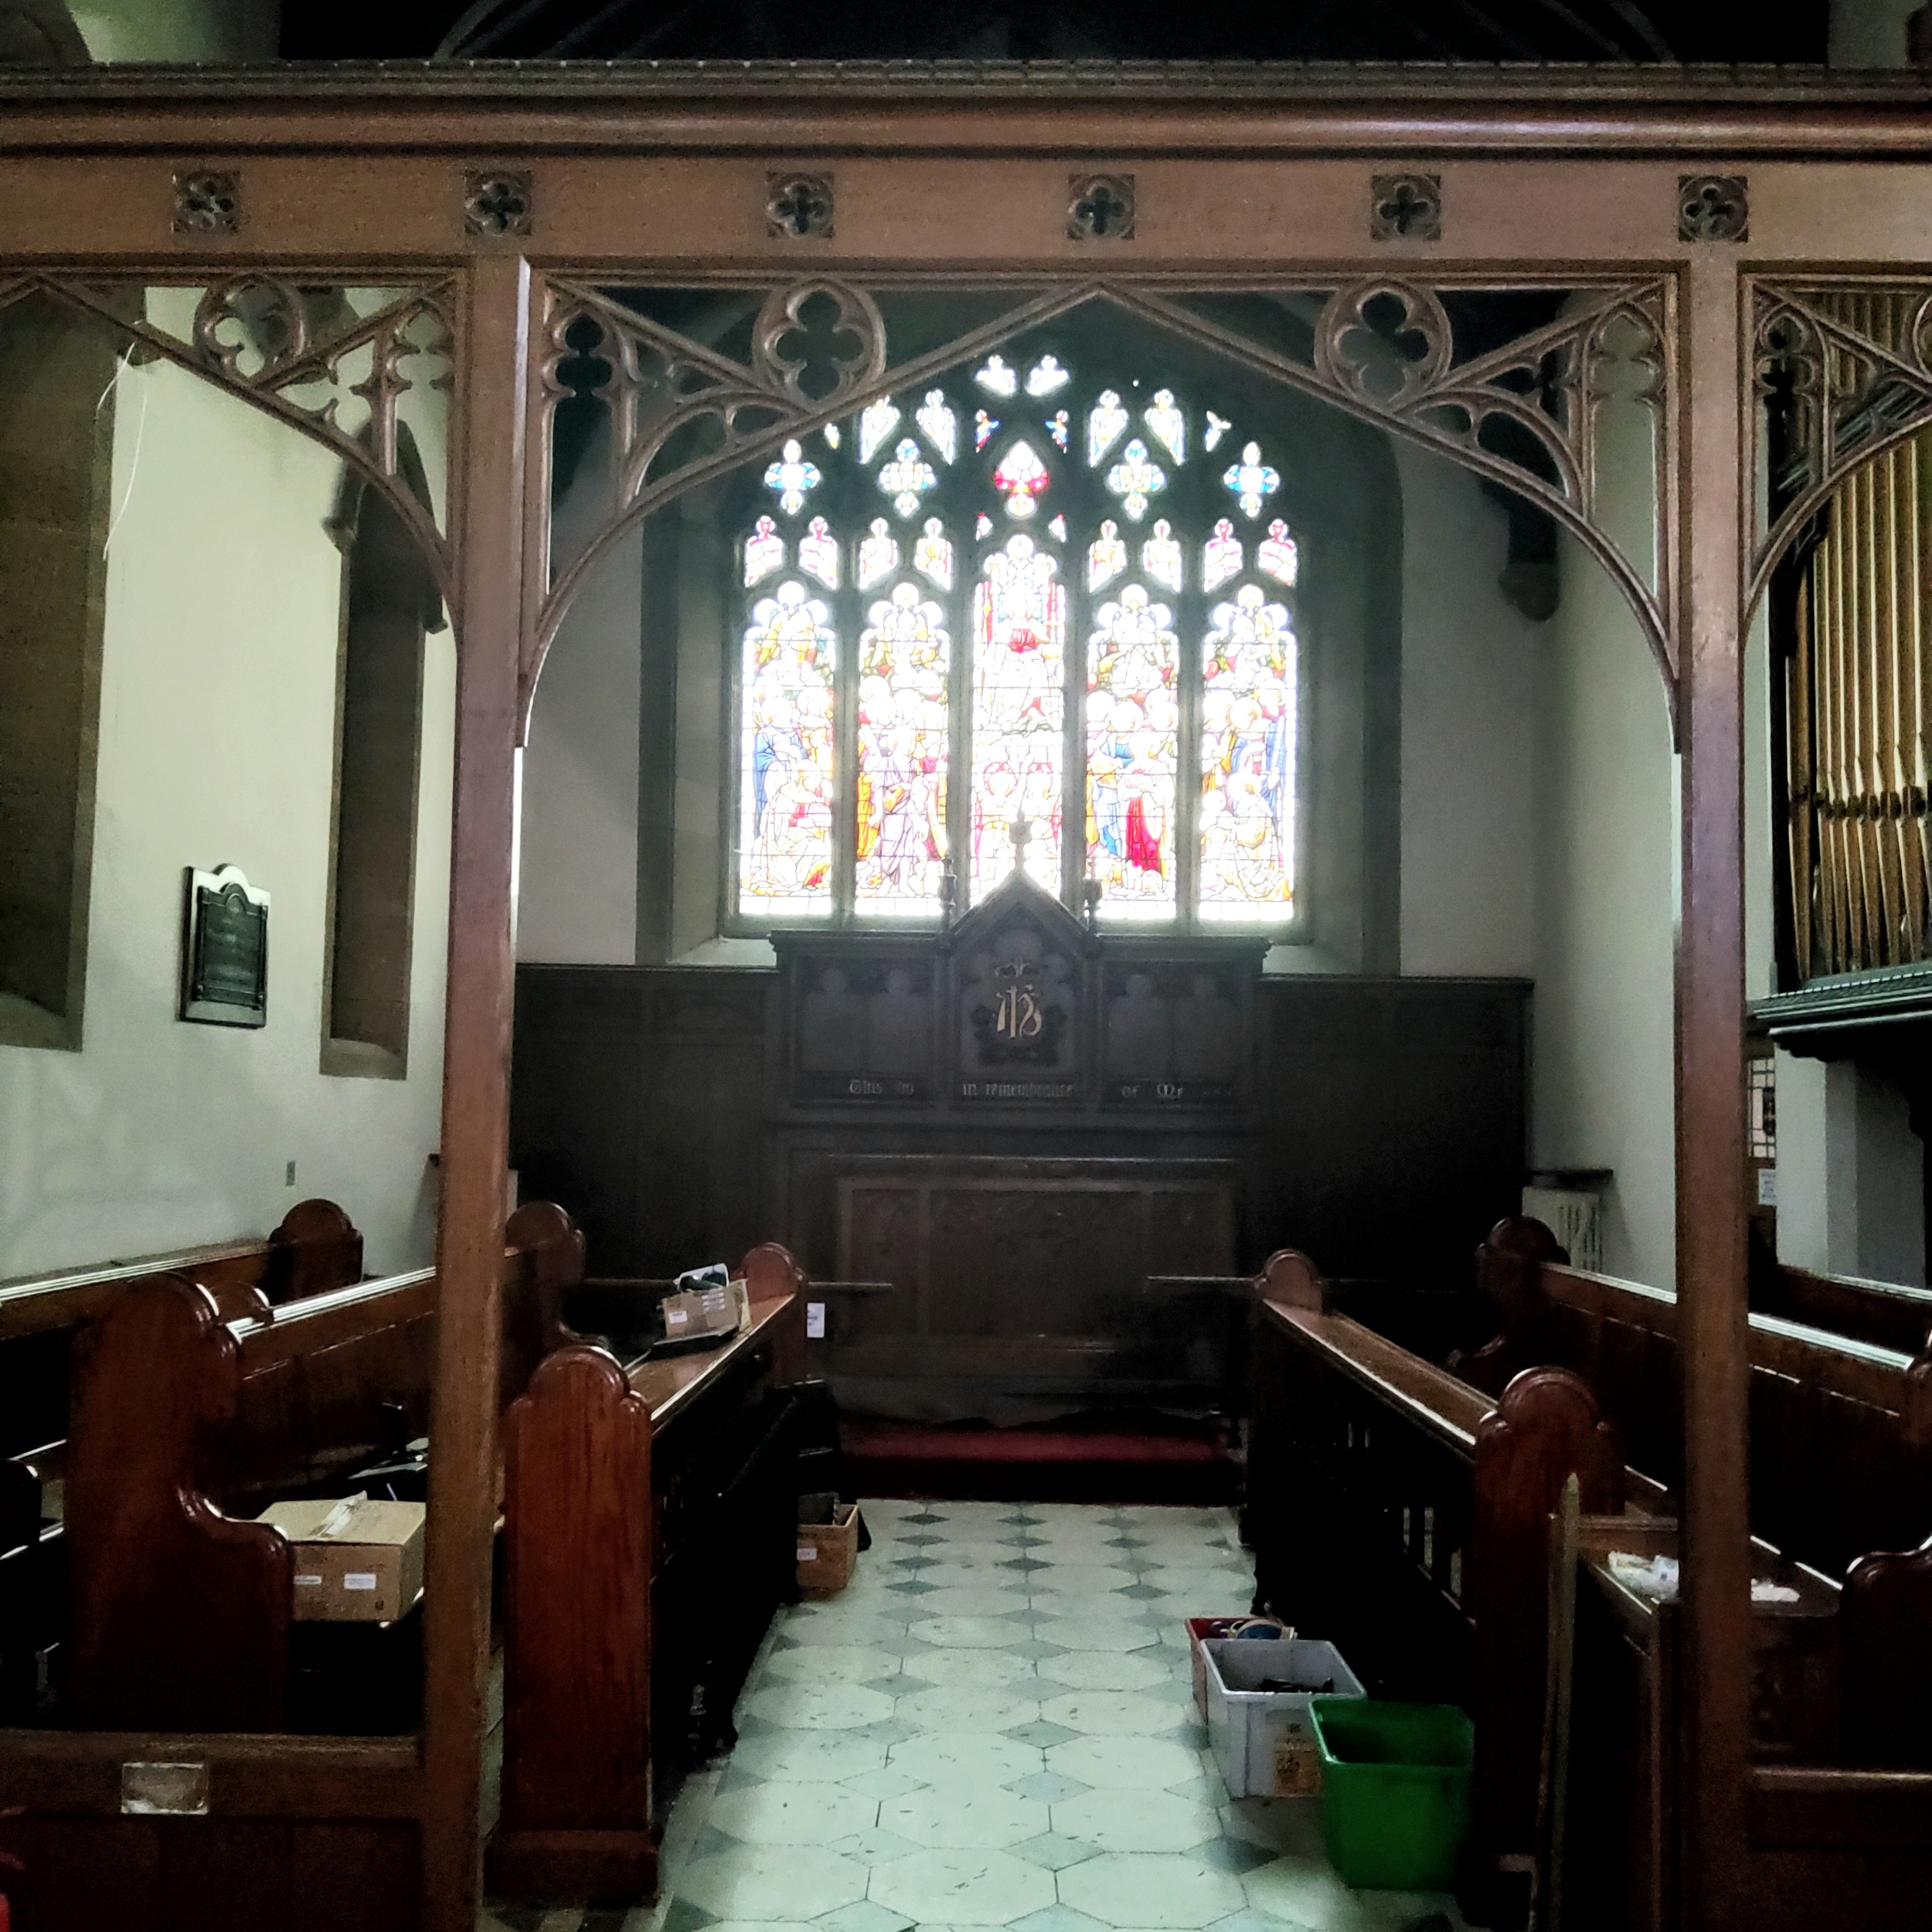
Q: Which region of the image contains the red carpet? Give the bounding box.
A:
[842,1417,1236,1505]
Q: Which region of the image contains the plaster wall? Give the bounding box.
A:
[0,315,454,1277]
[1395,444,1540,978]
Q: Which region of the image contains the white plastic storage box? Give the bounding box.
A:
[1202,1637,1366,1798]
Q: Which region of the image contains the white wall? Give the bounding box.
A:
[515,442,642,967]
[0,317,453,1277]
[1396,444,1542,978]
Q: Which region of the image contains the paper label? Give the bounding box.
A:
[665,1307,688,1326]
[1272,1735,1319,1798]
[344,1573,379,1591]
[294,1574,322,1588]
[798,1545,818,1563]
[806,1301,827,1339]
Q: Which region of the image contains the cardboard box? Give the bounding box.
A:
[661,1278,745,1343]
[256,1496,427,1623]
[797,1502,859,1595]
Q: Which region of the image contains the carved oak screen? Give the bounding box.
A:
[525,275,1677,923]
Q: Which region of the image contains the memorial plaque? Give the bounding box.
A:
[1100,955,1260,1107]
[947,872,1090,1105]
[179,865,268,1028]
[777,940,937,1103]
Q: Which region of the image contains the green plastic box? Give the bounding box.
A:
[1308,1697,1475,1893]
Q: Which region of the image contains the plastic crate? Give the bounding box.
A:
[1185,1615,1286,1715]
[1202,1638,1366,1798]
[1308,1697,1474,1892]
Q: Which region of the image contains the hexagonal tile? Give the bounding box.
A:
[1008,1832,1098,1872]
[899,1648,1039,1689]
[1240,1852,1359,1928]
[783,1613,910,1649]
[679,1844,868,1921]
[869,1847,1056,1926]
[1036,1651,1169,1692]
[1039,1690,1183,1736]
[762,1645,903,1685]
[743,1683,897,1731]
[709,1780,879,1846]
[730,1731,888,1784]
[1058,1852,1247,1929]
[816,1903,914,1932]
[891,1731,1043,1787]
[1045,1735,1208,1791]
[910,1588,1034,1621]
[896,1685,1043,1733]
[1050,1787,1222,1854]
[881,1784,1049,1849]
[1026,1565,1136,1596]
[1033,1616,1159,1654]
[911,1614,1032,1649]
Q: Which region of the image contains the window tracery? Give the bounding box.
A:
[731,352,1304,931]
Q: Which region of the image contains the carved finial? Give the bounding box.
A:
[1008,812,1032,877]
[1083,877,1103,932]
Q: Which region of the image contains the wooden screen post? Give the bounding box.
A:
[420,253,532,1932]
[1675,251,1753,1932]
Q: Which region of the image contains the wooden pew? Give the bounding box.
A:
[1247,1250,1641,1917]
[0,1200,369,1726]
[57,1202,583,1734]
[1454,1216,1932,1582]
[488,1251,809,1903]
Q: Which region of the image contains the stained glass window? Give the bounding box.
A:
[1086,586,1179,917]
[729,354,1304,933]
[971,535,1066,898]
[856,584,951,913]
[1199,584,1296,921]
[739,580,837,916]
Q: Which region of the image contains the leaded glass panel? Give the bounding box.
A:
[856,583,951,913]
[1199,584,1296,921]
[1085,585,1179,917]
[971,534,1066,898]
[739,580,838,916]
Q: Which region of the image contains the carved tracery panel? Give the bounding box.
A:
[0,274,455,606]
[526,274,1676,732]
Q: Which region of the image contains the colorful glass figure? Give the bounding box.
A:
[975,354,1019,397]
[764,438,822,516]
[1205,411,1233,452]
[976,512,995,539]
[1202,517,1242,592]
[1026,354,1071,396]
[971,534,1066,898]
[1258,517,1299,585]
[856,583,952,911]
[1087,389,1129,466]
[858,399,900,464]
[1199,583,1296,921]
[1145,388,1186,462]
[1047,513,1068,543]
[880,437,939,519]
[917,389,959,464]
[1046,408,1070,451]
[975,409,999,451]
[913,517,954,590]
[857,517,899,590]
[1085,585,1179,915]
[738,580,838,916]
[1087,519,1128,590]
[743,513,784,587]
[799,515,840,588]
[822,423,842,450]
[1141,519,1183,592]
[1223,440,1281,519]
[1105,437,1168,522]
[992,438,1051,520]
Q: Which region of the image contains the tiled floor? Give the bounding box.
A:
[481,1500,1467,1932]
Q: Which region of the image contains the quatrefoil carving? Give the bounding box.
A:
[1314,282,1454,410]
[752,280,886,406]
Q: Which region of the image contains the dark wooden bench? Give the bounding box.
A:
[56,1199,583,1735]
[1454,1216,1932,1583]
[488,1244,809,1903]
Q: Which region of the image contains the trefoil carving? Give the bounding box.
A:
[767,174,835,240]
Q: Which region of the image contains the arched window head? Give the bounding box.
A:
[732,353,1302,934]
